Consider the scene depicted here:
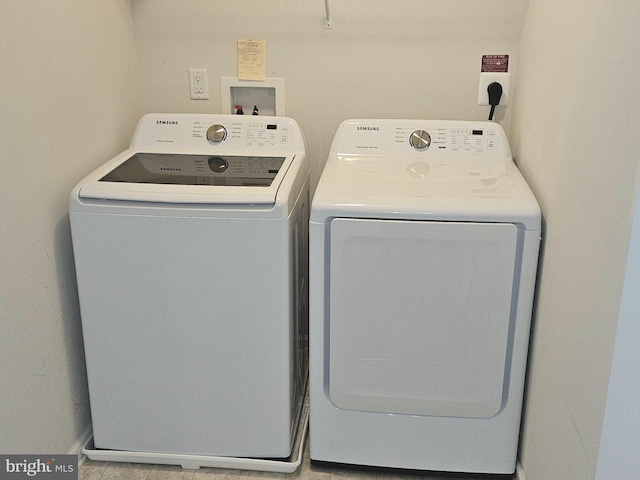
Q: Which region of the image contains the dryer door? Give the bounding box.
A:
[329,218,518,418]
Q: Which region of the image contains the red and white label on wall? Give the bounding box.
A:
[481,55,509,73]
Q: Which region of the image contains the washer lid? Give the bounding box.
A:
[78,151,292,204]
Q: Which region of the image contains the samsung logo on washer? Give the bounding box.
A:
[357,126,379,131]
[160,167,182,171]
[156,120,178,125]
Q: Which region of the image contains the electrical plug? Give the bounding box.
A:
[487,82,503,121]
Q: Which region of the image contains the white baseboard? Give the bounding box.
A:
[516,460,525,480]
[67,423,93,467]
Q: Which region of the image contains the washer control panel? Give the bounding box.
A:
[332,120,509,158]
[130,114,304,153]
[202,121,292,147]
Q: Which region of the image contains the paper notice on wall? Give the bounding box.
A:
[238,39,266,81]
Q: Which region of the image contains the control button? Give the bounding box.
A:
[206,124,227,144]
[409,130,431,150]
[208,156,228,173]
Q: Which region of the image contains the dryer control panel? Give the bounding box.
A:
[130,113,305,153]
[331,120,510,158]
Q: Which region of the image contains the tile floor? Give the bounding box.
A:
[78,435,514,480]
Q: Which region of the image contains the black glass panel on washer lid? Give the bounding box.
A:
[100,153,285,187]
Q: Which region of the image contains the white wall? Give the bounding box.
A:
[131,0,528,188]
[0,1,140,453]
[595,170,640,479]
[511,1,640,479]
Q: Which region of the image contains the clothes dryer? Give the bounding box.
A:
[309,119,540,475]
[70,114,309,460]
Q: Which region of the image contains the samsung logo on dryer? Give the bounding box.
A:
[357,126,379,131]
[160,167,182,171]
[156,120,179,125]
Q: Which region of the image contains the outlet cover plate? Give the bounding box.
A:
[478,72,510,106]
[189,68,209,100]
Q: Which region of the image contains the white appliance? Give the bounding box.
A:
[309,119,541,475]
[70,114,309,461]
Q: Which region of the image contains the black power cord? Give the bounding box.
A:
[487,82,503,121]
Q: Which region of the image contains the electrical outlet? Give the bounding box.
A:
[478,72,510,106]
[189,68,209,100]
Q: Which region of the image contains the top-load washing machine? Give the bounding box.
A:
[309,119,540,475]
[70,114,309,463]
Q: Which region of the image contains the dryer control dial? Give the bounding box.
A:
[409,130,431,150]
[206,124,227,144]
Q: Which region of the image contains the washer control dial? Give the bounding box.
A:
[206,124,227,144]
[409,130,431,150]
